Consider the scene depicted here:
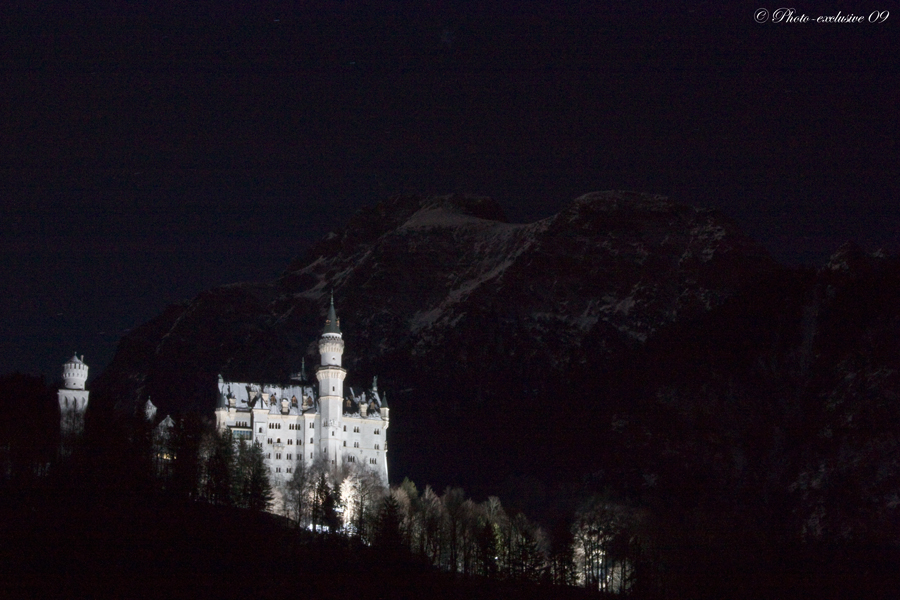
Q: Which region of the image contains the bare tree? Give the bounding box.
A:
[421,485,445,566]
[572,498,637,593]
[283,457,315,527]
[442,486,467,572]
[393,478,419,551]
[340,463,386,541]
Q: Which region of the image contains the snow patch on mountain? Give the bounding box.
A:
[600,295,636,316]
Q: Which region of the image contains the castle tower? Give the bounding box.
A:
[316,296,346,467]
[58,354,89,443]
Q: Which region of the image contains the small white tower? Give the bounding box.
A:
[316,296,346,468]
[58,354,89,443]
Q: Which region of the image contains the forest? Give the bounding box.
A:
[5,371,899,599]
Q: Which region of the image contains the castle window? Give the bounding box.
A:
[309,422,314,429]
[343,425,346,431]
[286,467,292,473]
[276,453,281,460]
[277,438,281,443]
[259,427,263,433]
[267,438,272,444]
[331,431,334,436]
[369,458,376,465]
[375,444,379,450]
[286,454,292,460]
[343,441,346,446]
[374,429,380,435]
[310,453,313,459]
[310,438,313,444]
[288,439,293,445]
[354,441,359,448]
[267,453,271,459]
[276,467,281,473]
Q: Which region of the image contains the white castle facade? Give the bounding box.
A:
[214,298,390,486]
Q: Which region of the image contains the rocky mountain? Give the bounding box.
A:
[585,242,900,548]
[93,191,776,493]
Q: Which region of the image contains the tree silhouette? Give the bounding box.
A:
[241,442,273,512]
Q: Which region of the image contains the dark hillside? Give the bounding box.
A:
[0,487,602,600]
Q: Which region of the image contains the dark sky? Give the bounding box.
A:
[1,1,897,379]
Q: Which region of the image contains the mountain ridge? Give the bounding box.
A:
[92,190,778,494]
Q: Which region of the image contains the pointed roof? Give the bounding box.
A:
[66,354,85,366]
[323,294,341,335]
[290,357,308,382]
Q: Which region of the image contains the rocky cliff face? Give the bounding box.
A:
[93,191,776,490]
[590,242,900,545]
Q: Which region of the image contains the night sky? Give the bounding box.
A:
[1,1,897,379]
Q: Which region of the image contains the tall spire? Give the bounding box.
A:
[324,293,341,335]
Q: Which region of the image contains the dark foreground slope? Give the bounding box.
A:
[3,480,897,600]
[0,488,601,600]
[93,192,775,493]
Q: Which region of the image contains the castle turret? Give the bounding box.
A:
[62,354,88,390]
[380,390,389,421]
[58,354,90,447]
[316,295,346,467]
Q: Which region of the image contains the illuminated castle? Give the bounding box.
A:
[214,298,390,487]
[58,354,90,441]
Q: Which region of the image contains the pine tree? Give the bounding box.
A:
[243,442,273,512]
[204,429,235,505]
[322,478,341,532]
[476,519,499,577]
[166,414,203,500]
[374,494,405,555]
[312,471,333,532]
